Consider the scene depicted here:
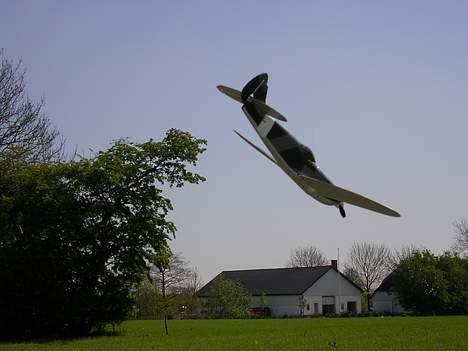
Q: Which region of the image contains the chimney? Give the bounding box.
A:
[331,259,338,270]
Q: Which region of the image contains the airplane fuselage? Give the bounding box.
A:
[241,102,340,207]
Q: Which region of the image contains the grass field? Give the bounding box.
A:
[1,317,467,351]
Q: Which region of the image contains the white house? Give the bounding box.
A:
[372,274,410,314]
[197,260,363,316]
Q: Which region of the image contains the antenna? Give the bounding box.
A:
[337,247,341,314]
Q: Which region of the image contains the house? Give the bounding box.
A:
[371,273,410,314]
[197,260,363,317]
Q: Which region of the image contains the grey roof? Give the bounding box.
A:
[197,266,335,297]
[372,273,394,296]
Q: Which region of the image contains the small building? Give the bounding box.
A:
[372,274,410,314]
[197,261,363,317]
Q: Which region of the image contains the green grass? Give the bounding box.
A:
[1,317,467,351]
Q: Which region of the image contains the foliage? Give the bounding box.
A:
[345,242,391,310]
[286,246,327,267]
[0,51,63,162]
[132,280,165,320]
[1,317,467,351]
[0,129,206,338]
[203,276,251,319]
[392,251,468,315]
[388,244,423,270]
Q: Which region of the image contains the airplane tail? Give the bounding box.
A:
[241,73,268,103]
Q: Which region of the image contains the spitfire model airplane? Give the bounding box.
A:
[217,73,400,218]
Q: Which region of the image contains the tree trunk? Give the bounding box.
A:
[162,271,168,335]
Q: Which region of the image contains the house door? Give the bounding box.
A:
[322,296,335,315]
[347,301,357,314]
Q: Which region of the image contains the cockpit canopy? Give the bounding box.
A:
[300,144,316,163]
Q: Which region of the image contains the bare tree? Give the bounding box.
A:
[388,244,423,270]
[345,242,391,310]
[286,246,327,267]
[185,268,202,296]
[151,253,192,295]
[0,51,63,162]
[453,219,468,256]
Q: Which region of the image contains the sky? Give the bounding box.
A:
[2,1,468,284]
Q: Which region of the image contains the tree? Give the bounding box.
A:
[297,295,306,317]
[392,251,468,314]
[286,246,327,267]
[0,129,206,338]
[453,219,468,257]
[388,244,423,270]
[185,268,202,297]
[345,242,391,311]
[133,279,165,320]
[259,292,268,310]
[0,51,63,162]
[150,251,193,335]
[204,276,251,318]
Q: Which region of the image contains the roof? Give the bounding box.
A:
[197,265,363,297]
[372,273,394,296]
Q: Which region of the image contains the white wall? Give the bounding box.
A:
[303,269,362,315]
[251,295,301,316]
[372,291,409,314]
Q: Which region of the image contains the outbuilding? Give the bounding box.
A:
[197,261,363,317]
[371,273,410,314]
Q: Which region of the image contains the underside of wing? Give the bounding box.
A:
[233,130,278,166]
[298,174,400,217]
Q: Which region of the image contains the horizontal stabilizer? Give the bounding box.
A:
[251,99,287,122]
[298,174,400,217]
[217,85,287,122]
[233,130,278,166]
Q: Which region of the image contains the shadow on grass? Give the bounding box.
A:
[0,327,124,344]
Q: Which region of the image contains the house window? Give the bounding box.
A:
[306,304,310,311]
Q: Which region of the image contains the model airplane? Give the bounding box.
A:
[217,73,400,218]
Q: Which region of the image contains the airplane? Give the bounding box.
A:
[217,73,400,218]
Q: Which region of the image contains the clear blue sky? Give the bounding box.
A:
[2,1,468,283]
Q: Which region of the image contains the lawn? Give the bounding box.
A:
[1,316,467,351]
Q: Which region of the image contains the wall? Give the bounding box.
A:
[372,291,410,314]
[303,269,362,315]
[251,295,301,316]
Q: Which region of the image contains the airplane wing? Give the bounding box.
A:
[233,130,278,166]
[298,174,400,217]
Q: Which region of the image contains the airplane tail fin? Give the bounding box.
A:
[241,73,268,103]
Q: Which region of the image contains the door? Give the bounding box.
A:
[347,301,357,314]
[322,296,335,315]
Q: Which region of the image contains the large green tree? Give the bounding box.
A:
[392,251,468,315]
[0,129,206,338]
